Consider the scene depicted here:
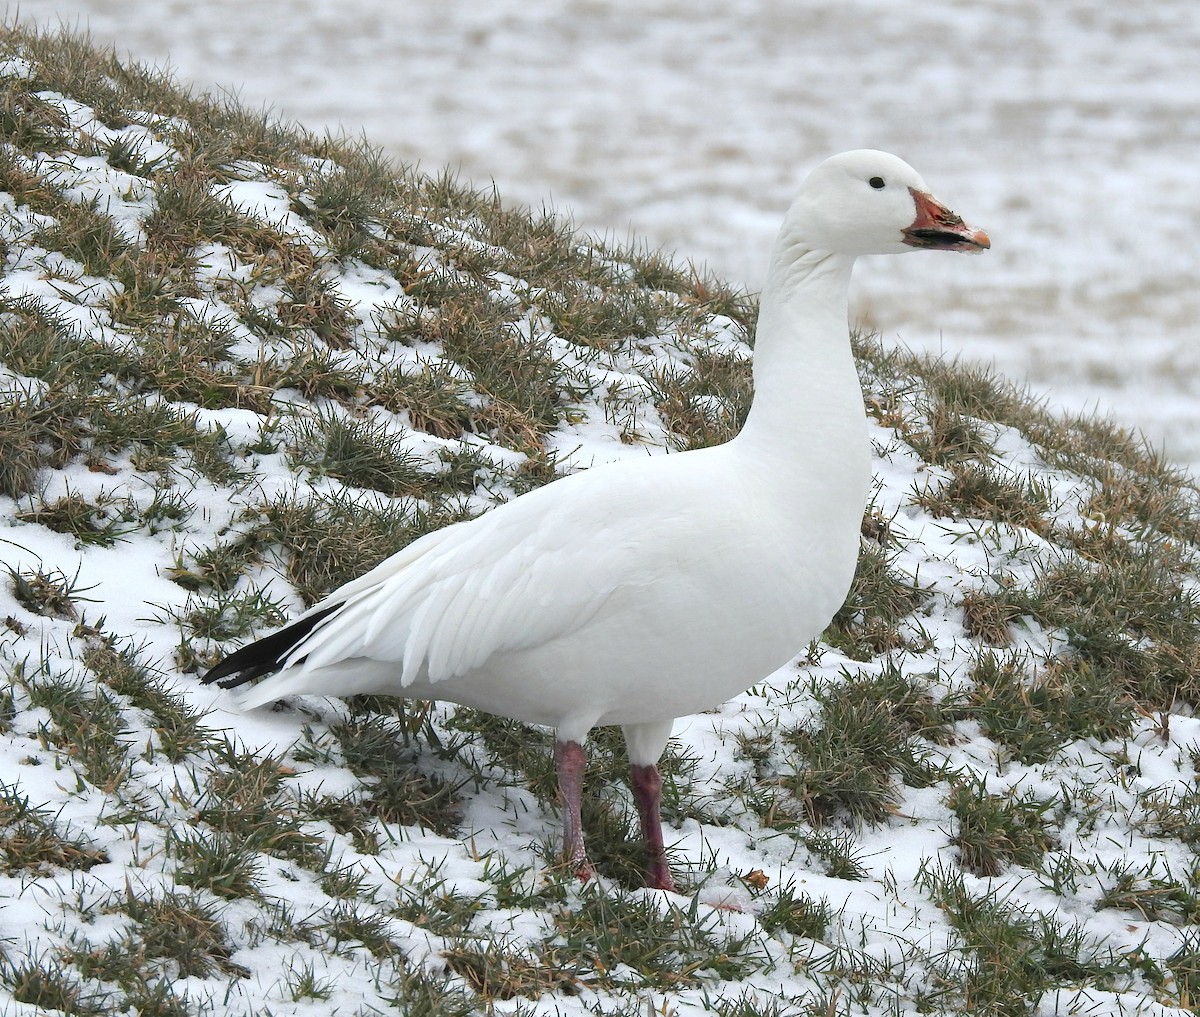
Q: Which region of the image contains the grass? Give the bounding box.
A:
[0,778,108,874]
[1,19,1200,1017]
[167,826,265,900]
[917,862,1136,1017]
[16,663,134,790]
[535,884,770,991]
[81,637,213,761]
[776,667,950,826]
[824,530,930,660]
[116,887,247,978]
[956,651,1134,764]
[17,490,139,547]
[282,405,431,496]
[330,712,463,834]
[7,563,94,618]
[250,486,470,607]
[0,383,87,498]
[756,881,834,940]
[0,954,107,1017]
[948,775,1057,876]
[449,707,701,888]
[912,461,1054,535]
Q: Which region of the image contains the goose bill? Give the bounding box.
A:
[902,188,990,251]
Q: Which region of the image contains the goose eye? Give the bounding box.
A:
[869,176,886,190]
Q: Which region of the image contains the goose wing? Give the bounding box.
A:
[271,468,678,688]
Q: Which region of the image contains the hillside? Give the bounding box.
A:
[2,23,1200,1017]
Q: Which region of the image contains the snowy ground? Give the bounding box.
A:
[5,27,1200,1015]
[12,0,1200,467]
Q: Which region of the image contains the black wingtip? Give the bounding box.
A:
[201,605,339,689]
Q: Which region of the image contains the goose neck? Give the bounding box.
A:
[735,246,861,449]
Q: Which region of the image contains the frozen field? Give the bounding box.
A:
[6,19,1200,1015]
[12,0,1200,466]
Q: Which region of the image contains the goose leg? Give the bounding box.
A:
[622,719,677,891]
[630,762,676,891]
[554,739,591,880]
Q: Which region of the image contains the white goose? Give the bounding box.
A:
[205,150,989,891]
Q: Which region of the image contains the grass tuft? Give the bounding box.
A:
[118,886,248,978]
[0,383,86,498]
[948,775,1057,876]
[283,406,429,496]
[167,825,264,899]
[825,534,929,660]
[779,667,949,826]
[16,664,134,789]
[8,563,94,618]
[544,884,769,990]
[18,490,138,547]
[958,652,1134,764]
[254,486,468,604]
[332,712,462,834]
[0,953,106,1017]
[757,881,834,940]
[0,777,108,873]
[82,639,213,760]
[194,741,324,866]
[919,861,1132,1016]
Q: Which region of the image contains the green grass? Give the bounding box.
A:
[2,20,1200,1017]
[82,637,214,761]
[116,887,248,979]
[756,881,834,940]
[948,775,1057,876]
[777,667,950,826]
[7,564,95,618]
[0,954,108,1017]
[0,777,108,874]
[824,527,931,660]
[16,663,134,790]
[0,384,87,498]
[956,650,1134,764]
[537,884,770,991]
[912,460,1054,535]
[330,712,464,834]
[250,486,470,607]
[917,862,1136,1017]
[283,405,431,496]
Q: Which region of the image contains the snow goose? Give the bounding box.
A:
[204,150,989,891]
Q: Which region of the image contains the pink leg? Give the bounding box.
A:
[554,740,591,880]
[630,763,676,891]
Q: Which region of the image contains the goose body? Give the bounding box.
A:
[231,438,865,731]
[205,150,989,890]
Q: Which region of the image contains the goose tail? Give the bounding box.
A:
[201,605,339,689]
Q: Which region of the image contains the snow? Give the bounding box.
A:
[16,0,1200,468]
[1,9,1199,1015]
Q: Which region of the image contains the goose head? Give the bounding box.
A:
[783,149,990,257]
